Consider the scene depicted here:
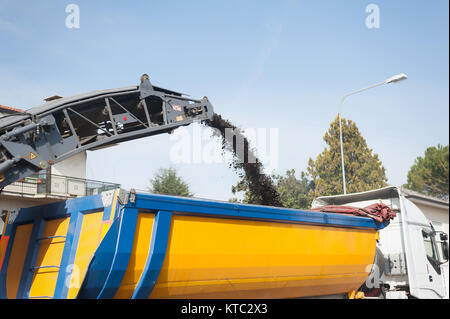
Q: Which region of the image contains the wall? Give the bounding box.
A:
[51,151,87,179]
[411,200,449,236]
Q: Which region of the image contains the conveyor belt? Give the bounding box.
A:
[0,74,214,188]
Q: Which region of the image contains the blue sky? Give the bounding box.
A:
[1,0,448,200]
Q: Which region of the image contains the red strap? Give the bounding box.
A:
[310,202,396,222]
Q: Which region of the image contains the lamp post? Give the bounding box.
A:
[338,73,407,194]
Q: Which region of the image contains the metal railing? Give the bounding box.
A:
[2,173,120,198]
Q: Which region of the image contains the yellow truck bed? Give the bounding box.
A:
[0,189,386,299]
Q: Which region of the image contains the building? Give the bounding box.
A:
[0,104,120,232]
[0,104,24,114]
[400,187,449,236]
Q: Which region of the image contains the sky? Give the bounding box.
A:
[0,0,448,201]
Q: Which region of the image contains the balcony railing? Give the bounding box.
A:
[2,173,120,199]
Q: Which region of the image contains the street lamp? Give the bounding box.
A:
[338,73,407,194]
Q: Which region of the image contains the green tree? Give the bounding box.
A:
[231,178,261,204]
[307,115,387,198]
[148,167,193,197]
[404,144,449,200]
[273,169,314,209]
[230,169,314,208]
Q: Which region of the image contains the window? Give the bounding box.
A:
[422,229,441,274]
[0,210,6,237]
[423,231,438,260]
[0,210,7,222]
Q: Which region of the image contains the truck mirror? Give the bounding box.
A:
[441,241,449,262]
[433,231,449,263]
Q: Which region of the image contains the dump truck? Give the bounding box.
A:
[0,188,391,299]
[0,186,447,299]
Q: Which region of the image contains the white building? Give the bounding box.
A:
[400,187,449,237]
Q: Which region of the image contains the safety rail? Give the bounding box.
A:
[1,173,120,198]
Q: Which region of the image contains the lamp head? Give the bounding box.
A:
[386,73,408,84]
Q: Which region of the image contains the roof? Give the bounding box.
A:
[313,186,401,206]
[0,104,24,114]
[399,187,449,207]
[312,185,449,210]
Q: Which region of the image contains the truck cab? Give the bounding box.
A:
[313,186,449,299]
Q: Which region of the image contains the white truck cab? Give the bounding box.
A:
[313,186,449,299]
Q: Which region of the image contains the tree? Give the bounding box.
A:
[231,178,261,204]
[306,115,387,198]
[230,169,314,209]
[273,169,315,209]
[148,167,193,197]
[230,116,387,206]
[404,144,449,200]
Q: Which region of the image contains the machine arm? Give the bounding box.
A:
[0,74,214,188]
